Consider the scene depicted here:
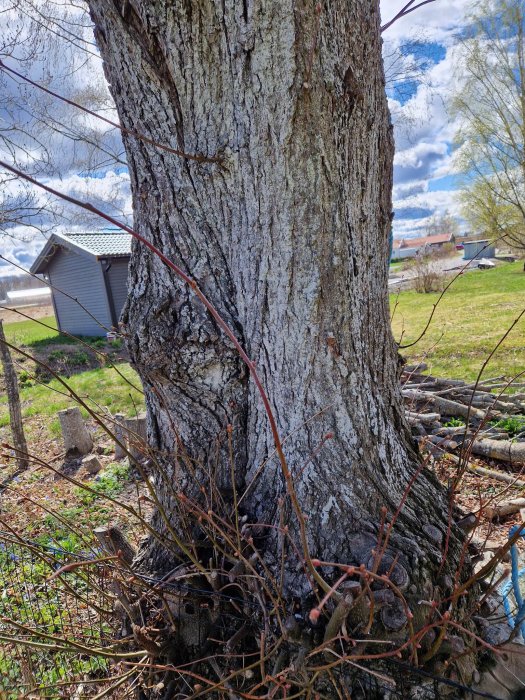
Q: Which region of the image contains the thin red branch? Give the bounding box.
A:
[0,60,221,165]
[381,0,438,33]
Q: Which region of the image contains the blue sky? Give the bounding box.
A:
[381,0,474,238]
[0,0,473,273]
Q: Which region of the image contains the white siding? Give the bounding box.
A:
[391,247,417,260]
[48,248,112,336]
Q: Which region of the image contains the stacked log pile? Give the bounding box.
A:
[401,364,525,519]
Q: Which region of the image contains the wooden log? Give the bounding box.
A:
[484,498,525,521]
[468,398,498,407]
[58,407,93,455]
[433,378,505,395]
[403,382,439,390]
[478,432,509,441]
[402,363,428,373]
[402,389,488,421]
[425,435,459,450]
[434,426,468,437]
[0,320,28,470]
[470,438,525,464]
[446,453,525,488]
[405,411,441,425]
[404,374,467,388]
[473,641,525,698]
[468,463,525,486]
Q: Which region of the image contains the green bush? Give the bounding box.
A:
[490,415,525,438]
[69,351,89,366]
[18,369,33,387]
[443,417,466,427]
[48,349,67,362]
[75,461,130,505]
[87,337,107,349]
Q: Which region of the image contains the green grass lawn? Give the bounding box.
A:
[0,314,144,438]
[3,315,61,346]
[2,315,114,350]
[391,261,525,381]
[1,262,523,436]
[0,362,144,435]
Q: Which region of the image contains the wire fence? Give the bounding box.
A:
[337,661,503,700]
[0,530,512,699]
[0,531,117,699]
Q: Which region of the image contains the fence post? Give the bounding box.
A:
[0,319,28,470]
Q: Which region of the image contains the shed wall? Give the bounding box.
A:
[47,248,112,336]
[463,241,496,260]
[391,247,417,261]
[106,258,129,321]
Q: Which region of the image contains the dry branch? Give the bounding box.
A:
[402,388,489,421]
[484,498,525,520]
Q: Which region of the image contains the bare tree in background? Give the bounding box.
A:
[453,0,525,253]
[0,0,129,235]
[424,210,459,238]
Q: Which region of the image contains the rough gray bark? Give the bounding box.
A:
[88,0,466,622]
[0,320,28,470]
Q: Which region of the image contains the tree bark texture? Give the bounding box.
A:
[88,0,464,595]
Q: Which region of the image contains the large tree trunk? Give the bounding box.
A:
[88,0,473,690]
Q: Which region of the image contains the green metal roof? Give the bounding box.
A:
[30,231,132,274]
[62,232,132,257]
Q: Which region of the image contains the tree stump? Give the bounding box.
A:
[124,412,147,464]
[58,407,93,455]
[94,525,136,566]
[113,412,127,460]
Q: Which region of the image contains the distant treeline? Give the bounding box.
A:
[0,274,45,298]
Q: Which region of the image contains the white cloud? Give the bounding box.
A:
[381,0,473,45]
[381,1,471,237]
[0,229,47,277]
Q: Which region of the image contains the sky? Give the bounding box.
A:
[381,0,475,238]
[0,0,475,276]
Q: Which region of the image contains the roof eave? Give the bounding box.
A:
[30,233,130,274]
[96,253,131,261]
[29,234,67,275]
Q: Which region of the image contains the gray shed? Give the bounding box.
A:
[463,239,496,260]
[30,231,131,337]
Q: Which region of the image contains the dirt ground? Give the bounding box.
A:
[0,303,55,323]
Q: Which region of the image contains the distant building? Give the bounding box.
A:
[391,233,454,261]
[30,231,131,337]
[462,239,496,261]
[1,287,52,307]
